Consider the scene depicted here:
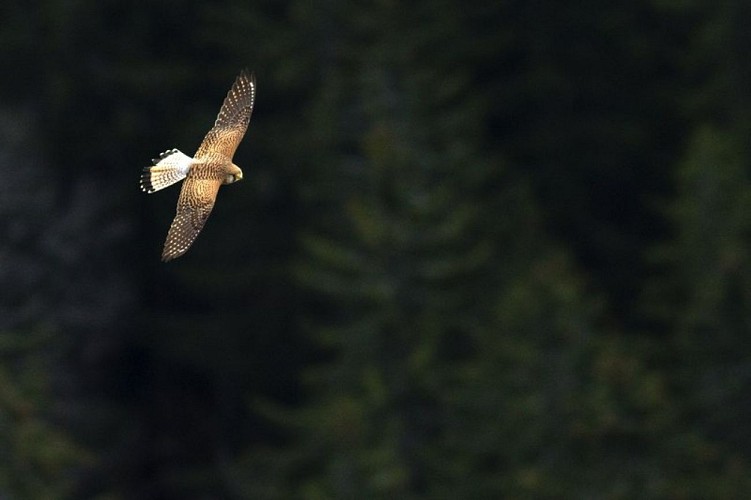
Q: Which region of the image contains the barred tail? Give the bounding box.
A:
[140,149,194,193]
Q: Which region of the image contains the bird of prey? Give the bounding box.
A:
[140,69,255,261]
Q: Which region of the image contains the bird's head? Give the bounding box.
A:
[224,163,244,184]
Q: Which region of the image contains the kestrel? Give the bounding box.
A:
[141,69,256,261]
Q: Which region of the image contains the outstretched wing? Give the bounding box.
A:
[161,177,222,261]
[195,69,255,160]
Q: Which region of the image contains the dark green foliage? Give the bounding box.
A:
[0,329,89,499]
[642,126,751,496]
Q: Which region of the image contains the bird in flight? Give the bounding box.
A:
[141,69,255,261]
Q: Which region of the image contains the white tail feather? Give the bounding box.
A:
[140,149,194,193]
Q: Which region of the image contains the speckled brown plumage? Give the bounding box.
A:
[162,178,221,260]
[140,69,256,262]
[196,69,255,160]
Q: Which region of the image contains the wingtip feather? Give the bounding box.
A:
[238,68,255,85]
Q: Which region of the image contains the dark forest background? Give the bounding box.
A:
[2,0,751,498]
